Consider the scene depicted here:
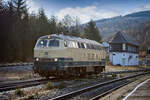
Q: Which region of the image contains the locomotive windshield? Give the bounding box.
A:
[36,39,48,47]
[48,39,59,47]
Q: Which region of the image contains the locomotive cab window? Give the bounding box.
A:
[81,43,85,48]
[36,39,48,47]
[84,43,87,48]
[86,44,90,49]
[48,39,59,47]
[77,42,81,48]
[64,41,67,47]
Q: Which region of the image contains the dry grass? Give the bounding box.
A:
[57,82,66,89]
[12,87,45,100]
[15,88,24,96]
[22,95,34,100]
[45,82,55,90]
[141,65,150,68]
[0,71,36,81]
[105,65,143,72]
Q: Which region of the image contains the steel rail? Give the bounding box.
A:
[0,81,47,92]
[0,62,33,67]
[90,82,130,100]
[50,71,150,100]
[0,78,43,88]
[0,78,47,92]
[0,77,68,92]
[101,69,150,75]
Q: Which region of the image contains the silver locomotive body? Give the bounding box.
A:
[33,34,106,78]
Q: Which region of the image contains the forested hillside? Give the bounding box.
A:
[95,11,150,38]
[94,11,150,49]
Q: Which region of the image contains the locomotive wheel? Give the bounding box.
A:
[45,73,50,79]
[94,66,104,75]
[80,67,86,77]
[94,66,99,74]
[45,76,49,79]
[75,67,81,77]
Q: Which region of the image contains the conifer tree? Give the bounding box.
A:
[70,17,81,37]
[84,20,101,42]
[13,0,27,18]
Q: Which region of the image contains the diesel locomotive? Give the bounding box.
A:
[33,34,106,78]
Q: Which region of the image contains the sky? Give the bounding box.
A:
[4,0,150,23]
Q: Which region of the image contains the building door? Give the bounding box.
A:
[122,58,125,66]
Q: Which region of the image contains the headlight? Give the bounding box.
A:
[54,58,58,61]
[36,58,39,61]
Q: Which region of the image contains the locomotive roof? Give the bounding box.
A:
[39,34,102,46]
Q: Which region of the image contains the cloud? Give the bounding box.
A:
[26,0,39,14]
[26,0,53,18]
[3,0,9,2]
[132,5,150,12]
[56,5,120,24]
[3,0,40,14]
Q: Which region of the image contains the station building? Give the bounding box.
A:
[109,31,139,66]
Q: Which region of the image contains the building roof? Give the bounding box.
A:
[39,34,103,46]
[109,31,139,46]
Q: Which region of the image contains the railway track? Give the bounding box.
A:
[0,62,33,67]
[0,69,150,99]
[0,78,48,92]
[101,69,150,75]
[50,71,150,100]
[90,81,130,100]
[0,76,84,92]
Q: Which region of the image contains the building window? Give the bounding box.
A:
[111,44,122,51]
[122,43,126,51]
[110,45,112,50]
